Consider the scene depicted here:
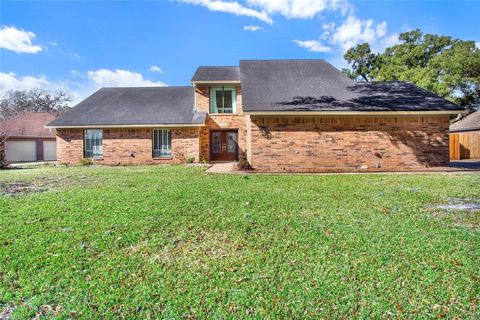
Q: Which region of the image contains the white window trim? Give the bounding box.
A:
[152,128,172,159]
[84,129,103,159]
[210,86,237,114]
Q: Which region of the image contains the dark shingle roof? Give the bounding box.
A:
[450,110,480,132]
[240,59,464,112]
[1,112,56,137]
[191,66,240,82]
[47,87,206,127]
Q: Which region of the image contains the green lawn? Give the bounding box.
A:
[1,165,479,319]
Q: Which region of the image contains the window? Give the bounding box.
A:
[210,87,236,113]
[153,129,172,158]
[84,129,103,158]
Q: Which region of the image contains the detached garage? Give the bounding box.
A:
[1,112,57,163]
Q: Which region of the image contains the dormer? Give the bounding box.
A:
[191,66,241,114]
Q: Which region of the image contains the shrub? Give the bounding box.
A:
[78,158,93,166]
[186,156,195,164]
[238,159,252,171]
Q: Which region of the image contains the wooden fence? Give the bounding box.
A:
[450,131,480,160]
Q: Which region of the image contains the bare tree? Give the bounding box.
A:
[0,89,72,121]
[0,130,8,169]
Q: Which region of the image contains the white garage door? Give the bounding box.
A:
[43,140,57,161]
[5,141,36,162]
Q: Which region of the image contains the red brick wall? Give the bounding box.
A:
[195,86,247,161]
[56,127,200,165]
[249,115,450,172]
[54,112,452,172]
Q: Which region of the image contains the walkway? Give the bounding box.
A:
[205,162,238,174]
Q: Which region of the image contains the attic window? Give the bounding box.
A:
[210,87,236,114]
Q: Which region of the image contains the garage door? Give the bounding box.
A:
[43,140,57,161]
[5,141,36,162]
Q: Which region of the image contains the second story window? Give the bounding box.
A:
[210,87,236,114]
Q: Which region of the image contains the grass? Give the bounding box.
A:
[0,165,479,318]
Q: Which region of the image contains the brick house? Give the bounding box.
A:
[47,59,465,172]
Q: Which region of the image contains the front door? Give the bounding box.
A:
[210,130,238,161]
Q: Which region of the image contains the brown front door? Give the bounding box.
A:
[210,130,238,161]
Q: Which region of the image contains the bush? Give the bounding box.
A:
[78,158,93,166]
[238,159,252,171]
[186,156,195,164]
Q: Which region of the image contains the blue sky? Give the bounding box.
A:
[1,0,479,104]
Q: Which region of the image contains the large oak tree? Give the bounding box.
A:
[343,29,480,109]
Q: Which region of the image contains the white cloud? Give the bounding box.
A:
[293,40,331,52]
[149,65,164,73]
[296,14,393,54]
[68,50,82,60]
[70,69,82,77]
[476,41,480,49]
[243,25,265,32]
[0,26,43,54]
[179,0,351,23]
[179,0,272,24]
[0,68,167,107]
[322,22,336,33]
[0,72,87,106]
[371,33,399,53]
[49,41,58,46]
[330,15,388,51]
[178,0,395,57]
[247,0,350,19]
[0,72,50,91]
[86,69,166,87]
[0,72,77,101]
[293,10,398,54]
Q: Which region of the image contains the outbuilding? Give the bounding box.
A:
[1,112,57,162]
[450,110,480,160]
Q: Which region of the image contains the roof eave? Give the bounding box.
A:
[45,123,205,129]
[449,127,480,133]
[191,80,241,85]
[6,135,56,139]
[244,110,467,116]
